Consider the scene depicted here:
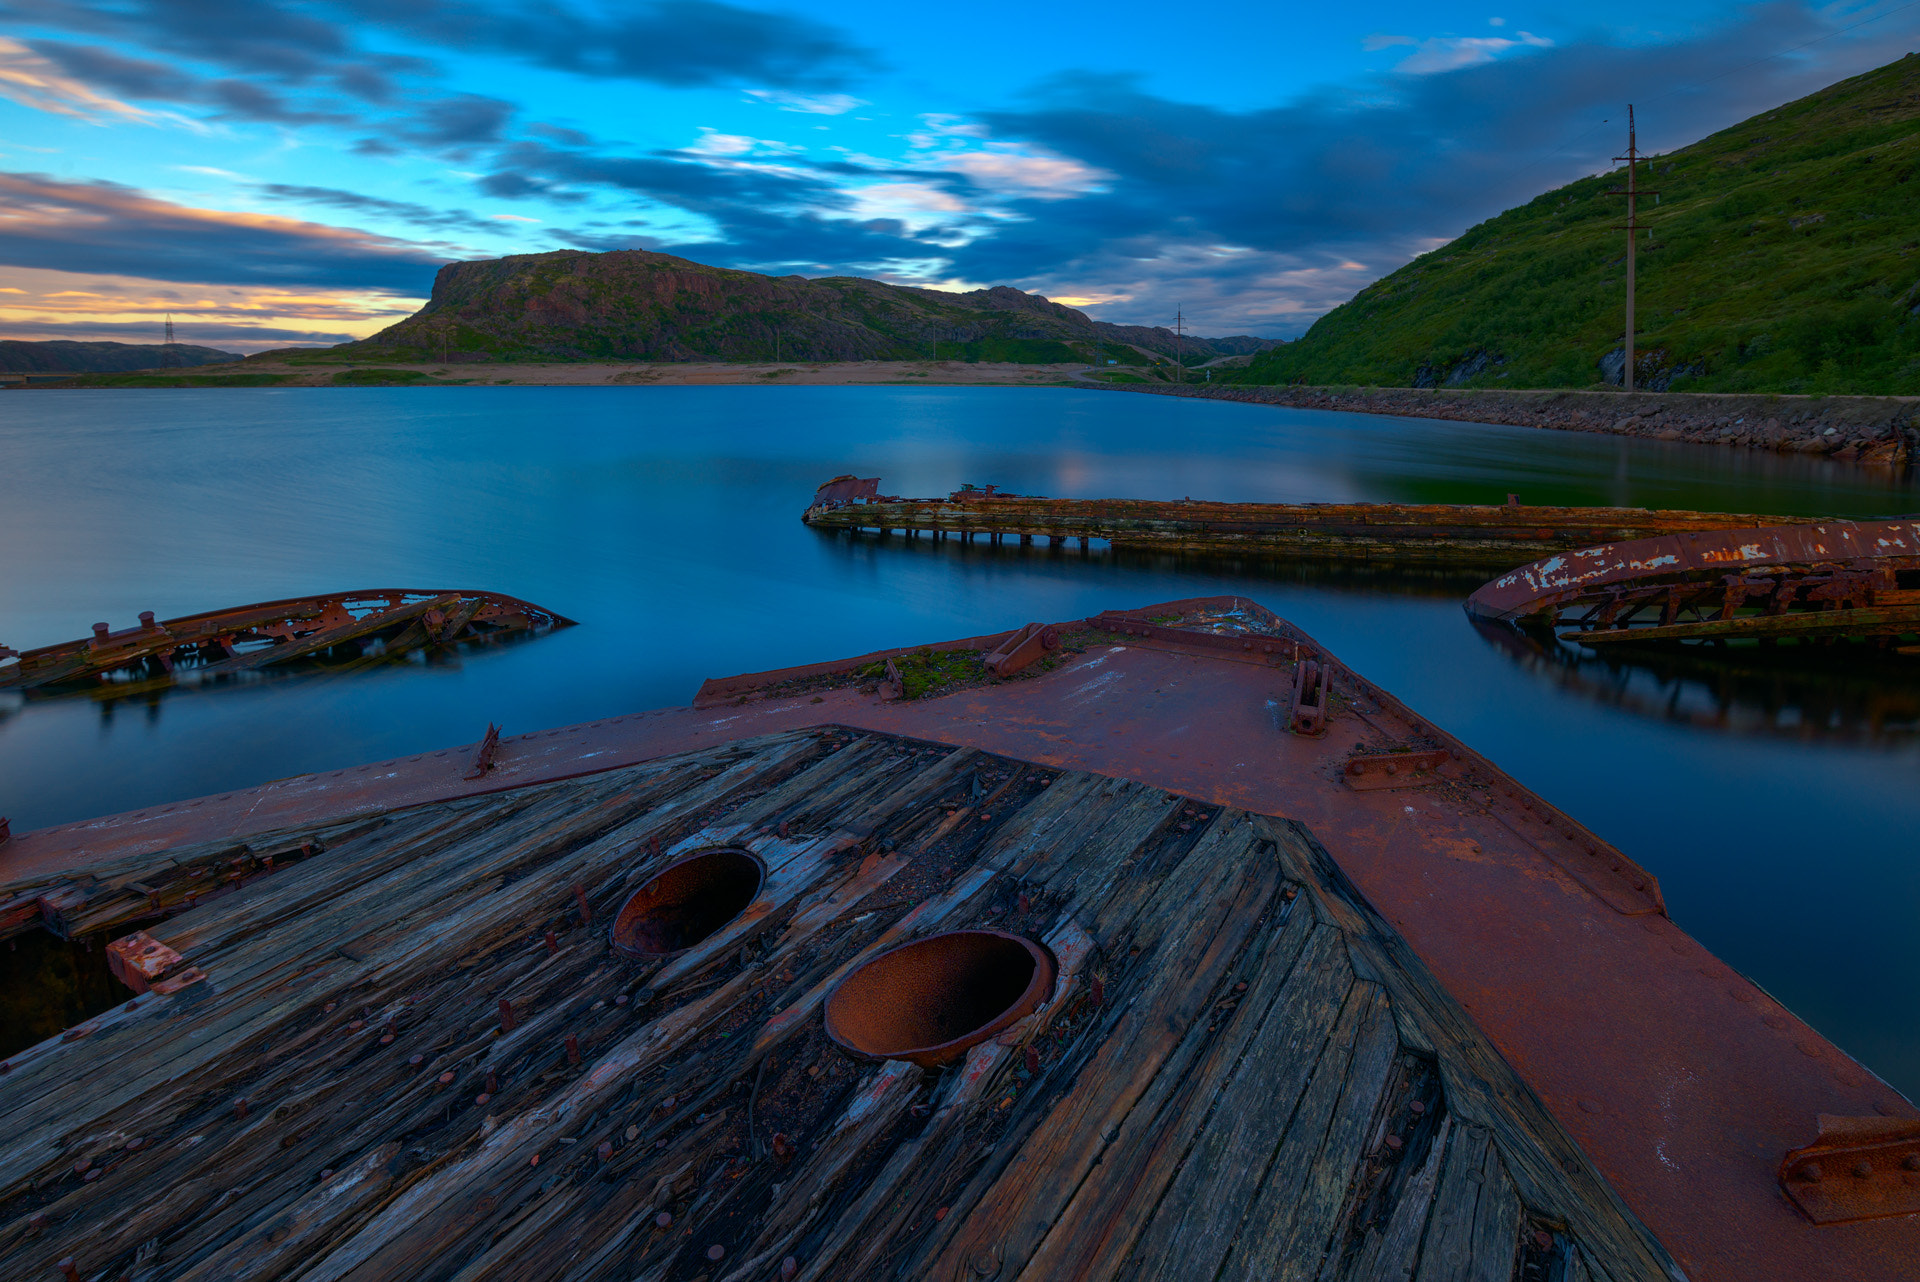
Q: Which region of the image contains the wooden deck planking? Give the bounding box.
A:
[0,728,1679,1282]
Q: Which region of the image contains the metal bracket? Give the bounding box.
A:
[1780,1114,1920,1224]
[107,930,186,995]
[1289,659,1327,736]
[984,623,1059,677]
[464,723,501,780]
[1344,749,1450,790]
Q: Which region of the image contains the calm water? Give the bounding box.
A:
[3,387,1918,1094]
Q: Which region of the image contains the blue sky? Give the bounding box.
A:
[0,0,1914,349]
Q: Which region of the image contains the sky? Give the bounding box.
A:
[0,0,1916,350]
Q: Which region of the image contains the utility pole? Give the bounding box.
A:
[1609,106,1658,393]
[163,313,176,366]
[1174,307,1184,384]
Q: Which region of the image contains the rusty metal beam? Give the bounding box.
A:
[802,477,1820,568]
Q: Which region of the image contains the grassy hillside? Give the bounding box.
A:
[312,250,1277,367]
[1235,52,1920,394]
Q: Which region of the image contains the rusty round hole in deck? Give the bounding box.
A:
[824,930,1056,1067]
[609,848,765,959]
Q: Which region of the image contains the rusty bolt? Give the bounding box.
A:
[566,1036,581,1065]
[597,1141,612,1161]
[1384,1134,1403,1150]
[655,1211,673,1229]
[1408,1100,1426,1115]
[1533,1231,1553,1249]
[409,1054,425,1067]
[1852,1160,1874,1179]
[782,1258,798,1280]
[320,1168,334,1181]
[544,931,558,956]
[707,1245,725,1262]
[498,999,516,1032]
[27,1211,46,1230]
[1798,1162,1824,1183]
[934,1207,949,1220]
[73,1157,91,1175]
[83,1169,100,1182]
[348,1019,364,1031]
[615,993,629,1006]
[437,1071,455,1086]
[57,1258,79,1281]
[476,1093,491,1106]
[380,1032,394,1046]
[1904,1155,1920,1172]
[529,1154,540,1167]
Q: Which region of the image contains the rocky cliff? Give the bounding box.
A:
[323,249,1280,365]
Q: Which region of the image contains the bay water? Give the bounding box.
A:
[3,385,1917,1093]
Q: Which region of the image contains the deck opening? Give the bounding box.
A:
[0,928,125,1060]
[609,848,764,958]
[825,929,1055,1066]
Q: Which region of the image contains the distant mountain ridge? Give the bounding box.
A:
[320,249,1280,365]
[0,340,241,372]
[1233,52,1920,395]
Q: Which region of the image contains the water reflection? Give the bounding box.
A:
[9,627,553,728]
[1473,618,1920,744]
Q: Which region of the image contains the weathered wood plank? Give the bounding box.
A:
[1125,925,1359,1281]
[1413,1125,1523,1282]
[1235,982,1400,1282]
[1251,816,1682,1282]
[919,835,1282,1278]
[1017,889,1316,1281]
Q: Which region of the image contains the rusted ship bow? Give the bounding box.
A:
[0,589,574,692]
[1467,518,1920,649]
[1,598,1914,1281]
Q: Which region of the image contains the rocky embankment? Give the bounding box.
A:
[1104,383,1918,467]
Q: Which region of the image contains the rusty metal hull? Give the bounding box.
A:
[1463,518,1920,647]
[802,479,1821,567]
[0,588,575,692]
[4,597,1916,1279]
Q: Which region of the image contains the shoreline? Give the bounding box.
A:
[1095,380,1920,467]
[0,358,1096,390]
[10,357,1917,468]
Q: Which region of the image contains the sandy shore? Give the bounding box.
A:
[248,359,1107,387]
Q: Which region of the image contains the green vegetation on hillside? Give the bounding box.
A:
[299,248,1272,368]
[1236,53,1920,395]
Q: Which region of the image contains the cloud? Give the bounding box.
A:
[7,0,875,92]
[1396,31,1552,75]
[250,182,502,233]
[0,171,445,291]
[0,36,170,122]
[745,88,864,114]
[931,2,1920,330]
[1362,34,1416,52]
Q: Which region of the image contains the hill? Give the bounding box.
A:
[0,340,241,373]
[1234,52,1920,395]
[314,250,1278,366]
